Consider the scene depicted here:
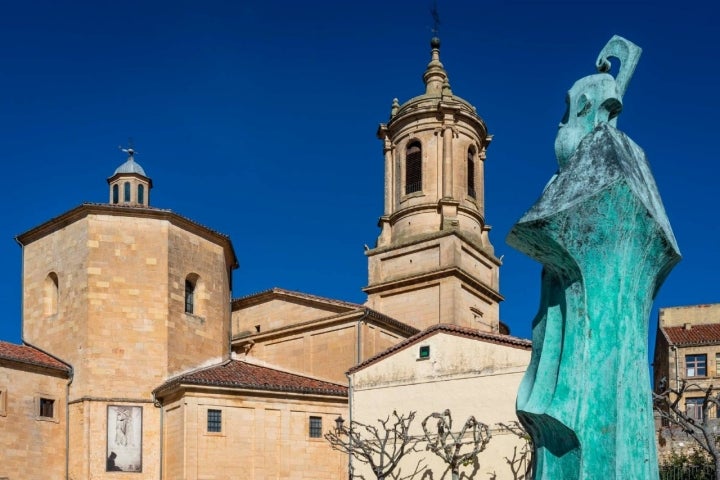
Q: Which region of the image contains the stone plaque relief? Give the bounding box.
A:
[107,405,143,472]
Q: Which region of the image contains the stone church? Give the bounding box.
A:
[0,36,529,480]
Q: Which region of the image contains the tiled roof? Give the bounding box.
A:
[348,323,532,374]
[662,324,720,346]
[155,360,347,397]
[0,341,70,373]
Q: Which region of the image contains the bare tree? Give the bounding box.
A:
[325,410,424,480]
[653,377,720,479]
[496,422,533,480]
[420,409,491,480]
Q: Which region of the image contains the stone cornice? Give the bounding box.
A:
[232,307,418,344]
[362,265,504,304]
[15,203,238,269]
[365,228,501,267]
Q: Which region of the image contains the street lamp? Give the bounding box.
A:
[335,415,345,432]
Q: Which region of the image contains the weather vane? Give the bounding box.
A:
[119,138,137,158]
[431,1,441,37]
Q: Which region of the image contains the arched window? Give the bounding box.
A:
[138,184,145,205]
[185,274,200,314]
[405,141,422,194]
[124,182,131,202]
[467,147,476,199]
[112,184,119,204]
[44,272,59,317]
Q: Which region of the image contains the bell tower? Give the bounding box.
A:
[364,37,504,332]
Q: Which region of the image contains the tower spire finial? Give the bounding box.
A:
[431,1,441,40]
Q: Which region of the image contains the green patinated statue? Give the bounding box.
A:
[507,36,681,479]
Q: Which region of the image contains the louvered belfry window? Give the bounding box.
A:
[405,142,422,195]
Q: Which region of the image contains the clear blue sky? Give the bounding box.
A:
[0,1,717,354]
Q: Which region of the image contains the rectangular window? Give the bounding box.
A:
[715,353,720,377]
[207,409,222,433]
[686,397,704,421]
[419,345,430,359]
[39,398,54,418]
[0,387,6,416]
[686,354,707,377]
[309,416,322,438]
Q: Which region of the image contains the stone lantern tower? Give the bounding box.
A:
[364,37,504,332]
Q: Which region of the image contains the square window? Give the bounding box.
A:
[419,345,430,359]
[686,354,707,377]
[207,409,222,433]
[39,398,54,419]
[309,416,322,438]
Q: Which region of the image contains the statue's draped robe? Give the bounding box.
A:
[508,124,680,479]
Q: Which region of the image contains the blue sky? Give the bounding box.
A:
[0,1,717,357]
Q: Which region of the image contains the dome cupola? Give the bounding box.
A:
[107,147,153,207]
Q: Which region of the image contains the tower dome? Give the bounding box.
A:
[375,36,493,249]
[107,147,153,206]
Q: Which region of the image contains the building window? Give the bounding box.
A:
[207,409,222,433]
[405,141,422,194]
[0,387,6,416]
[138,184,145,204]
[124,181,131,202]
[309,416,322,438]
[686,354,707,377]
[419,345,430,359]
[39,398,55,419]
[715,353,720,377]
[467,147,476,198]
[43,272,59,317]
[185,278,195,314]
[686,397,704,421]
[112,184,119,204]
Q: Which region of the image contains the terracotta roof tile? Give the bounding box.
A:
[663,324,720,346]
[348,323,532,374]
[0,341,70,372]
[155,360,347,397]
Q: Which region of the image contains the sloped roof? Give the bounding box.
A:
[231,287,419,340]
[0,341,70,373]
[348,323,532,374]
[662,324,720,346]
[154,360,347,398]
[232,287,363,311]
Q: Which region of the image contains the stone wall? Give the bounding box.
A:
[162,391,346,479]
[0,364,67,479]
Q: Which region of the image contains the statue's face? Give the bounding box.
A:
[555,73,622,167]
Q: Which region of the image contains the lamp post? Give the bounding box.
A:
[334,415,352,479]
